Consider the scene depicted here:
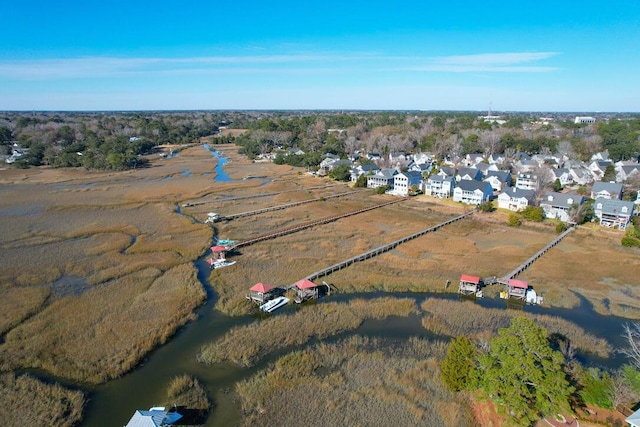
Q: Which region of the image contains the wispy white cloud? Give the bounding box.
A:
[0,54,362,80]
[399,52,560,72]
[0,51,560,80]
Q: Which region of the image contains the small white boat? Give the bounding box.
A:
[207,258,236,269]
[260,296,289,313]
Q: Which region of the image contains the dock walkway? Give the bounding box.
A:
[217,189,366,222]
[182,184,341,207]
[500,226,574,281]
[231,197,409,250]
[294,209,475,286]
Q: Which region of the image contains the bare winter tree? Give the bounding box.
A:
[620,322,640,370]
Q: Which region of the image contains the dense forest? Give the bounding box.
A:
[1,111,639,170]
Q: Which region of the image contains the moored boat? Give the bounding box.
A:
[259,296,289,313]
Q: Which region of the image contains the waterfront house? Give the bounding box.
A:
[452,180,493,205]
[591,181,623,200]
[484,170,512,192]
[539,192,586,223]
[424,175,455,198]
[350,163,380,182]
[393,171,423,196]
[594,198,635,230]
[367,168,398,189]
[497,187,536,212]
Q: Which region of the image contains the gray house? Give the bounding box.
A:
[594,198,635,230]
[539,192,586,223]
[591,182,623,200]
[367,168,398,189]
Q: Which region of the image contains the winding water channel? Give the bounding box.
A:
[82,150,631,426]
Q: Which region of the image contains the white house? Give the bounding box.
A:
[594,198,635,230]
[452,180,493,205]
[591,181,623,200]
[392,171,423,196]
[484,170,512,192]
[456,167,483,182]
[497,187,536,212]
[588,160,614,181]
[350,164,380,182]
[424,175,455,198]
[515,173,538,191]
[574,116,596,124]
[551,168,573,187]
[367,168,398,189]
[539,192,586,223]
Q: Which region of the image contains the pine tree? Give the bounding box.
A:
[441,335,477,392]
[477,316,574,425]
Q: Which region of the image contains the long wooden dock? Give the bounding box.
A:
[217,189,366,222]
[298,209,475,284]
[182,184,342,207]
[501,226,574,281]
[230,197,409,250]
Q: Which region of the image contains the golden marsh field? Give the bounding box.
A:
[1,143,639,424]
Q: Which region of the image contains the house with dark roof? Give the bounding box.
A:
[497,187,536,212]
[367,168,398,189]
[484,170,512,192]
[594,198,635,230]
[424,175,455,198]
[551,168,573,187]
[350,163,380,182]
[591,181,623,200]
[456,167,483,182]
[539,192,586,223]
[589,160,614,180]
[452,180,493,205]
[393,171,423,196]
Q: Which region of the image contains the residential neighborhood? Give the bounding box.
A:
[284,147,640,230]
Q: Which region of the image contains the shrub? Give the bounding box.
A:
[374,185,388,194]
[622,236,640,247]
[508,213,523,227]
[478,200,494,213]
[556,222,569,233]
[521,206,545,222]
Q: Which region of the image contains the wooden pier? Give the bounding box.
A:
[300,209,475,284]
[182,184,342,207]
[502,226,574,280]
[229,197,409,250]
[215,189,367,222]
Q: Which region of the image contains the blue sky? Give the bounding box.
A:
[1,1,639,111]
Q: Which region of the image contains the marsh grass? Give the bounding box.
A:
[1,372,85,427]
[235,335,476,427]
[420,299,611,357]
[0,263,206,383]
[199,297,416,367]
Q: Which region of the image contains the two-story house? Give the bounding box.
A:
[484,170,512,192]
[591,182,623,200]
[452,180,493,205]
[497,187,537,212]
[515,173,538,191]
[539,192,586,223]
[424,175,455,198]
[367,168,398,189]
[456,167,483,182]
[393,171,423,196]
[594,198,635,230]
